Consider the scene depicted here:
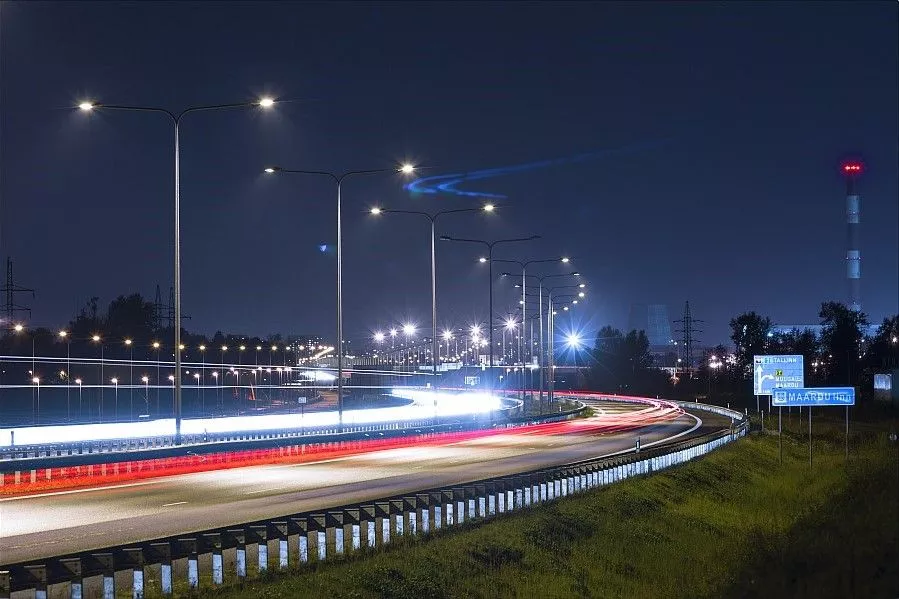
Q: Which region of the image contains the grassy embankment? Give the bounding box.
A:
[197,412,897,599]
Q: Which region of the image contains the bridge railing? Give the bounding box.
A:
[0,400,748,598]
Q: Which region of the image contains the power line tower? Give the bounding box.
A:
[2,257,34,324]
[152,284,190,331]
[674,301,703,379]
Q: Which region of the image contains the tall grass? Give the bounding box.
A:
[209,417,898,599]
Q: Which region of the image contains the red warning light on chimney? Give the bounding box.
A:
[841,161,864,176]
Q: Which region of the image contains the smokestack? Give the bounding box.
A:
[841,160,863,312]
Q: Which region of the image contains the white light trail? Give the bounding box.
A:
[0,389,506,448]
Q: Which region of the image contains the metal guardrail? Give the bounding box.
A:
[0,401,746,598]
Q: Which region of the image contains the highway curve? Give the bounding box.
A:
[0,399,729,565]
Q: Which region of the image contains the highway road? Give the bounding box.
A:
[0,401,727,565]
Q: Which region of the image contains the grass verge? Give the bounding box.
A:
[208,417,898,599]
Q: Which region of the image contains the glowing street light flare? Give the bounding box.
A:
[561,257,570,263]
[92,335,101,342]
[399,163,416,174]
[483,204,495,212]
[14,324,24,332]
[152,341,160,349]
[478,257,487,263]
[125,339,132,346]
[258,97,275,108]
[58,330,68,338]
[373,331,385,343]
[370,207,382,215]
[78,102,95,111]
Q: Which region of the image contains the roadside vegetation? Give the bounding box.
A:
[208,414,898,599]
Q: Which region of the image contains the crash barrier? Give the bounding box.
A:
[0,401,747,598]
[0,400,586,496]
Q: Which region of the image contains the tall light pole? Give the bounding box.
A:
[440,235,540,389]
[545,284,586,405]
[507,271,580,409]
[58,330,70,420]
[263,164,416,428]
[370,204,494,390]
[79,96,275,443]
[490,257,569,404]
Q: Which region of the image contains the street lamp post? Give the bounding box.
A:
[58,330,71,420]
[79,96,275,443]
[545,284,586,405]
[370,204,493,391]
[264,164,416,428]
[508,271,580,410]
[490,257,569,404]
[439,235,539,390]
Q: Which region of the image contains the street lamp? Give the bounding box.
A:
[371,204,494,388]
[79,95,276,444]
[544,284,587,404]
[58,330,72,419]
[264,163,416,428]
[440,235,540,386]
[111,377,119,420]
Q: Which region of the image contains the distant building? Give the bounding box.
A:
[627,303,673,348]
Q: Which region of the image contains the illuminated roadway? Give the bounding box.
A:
[0,400,728,565]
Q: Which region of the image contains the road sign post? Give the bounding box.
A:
[772,387,855,467]
[754,355,805,462]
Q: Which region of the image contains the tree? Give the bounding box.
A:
[819,301,868,386]
[729,312,771,377]
[770,328,822,385]
[863,315,899,372]
[104,294,155,343]
[587,327,664,395]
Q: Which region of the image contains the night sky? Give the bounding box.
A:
[1,2,896,346]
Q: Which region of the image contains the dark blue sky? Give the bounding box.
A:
[1,2,896,346]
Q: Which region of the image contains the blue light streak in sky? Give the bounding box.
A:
[405,140,668,199]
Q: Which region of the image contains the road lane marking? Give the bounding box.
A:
[161,501,188,507]
[0,480,159,502]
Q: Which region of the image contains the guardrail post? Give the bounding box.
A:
[223,530,246,580]
[176,539,199,592]
[474,483,487,517]
[247,525,268,574]
[376,501,392,544]
[389,499,405,536]
[309,514,327,561]
[328,511,345,555]
[416,494,431,534]
[0,570,8,599]
[202,533,223,586]
[439,490,453,526]
[90,552,115,599]
[22,565,47,599]
[343,508,361,551]
[515,477,525,507]
[403,497,417,535]
[145,542,172,595]
[463,486,477,520]
[269,521,289,569]
[286,517,309,563]
[115,548,145,599]
[58,558,82,599]
[360,504,377,548]
[452,488,465,523]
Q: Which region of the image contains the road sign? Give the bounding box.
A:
[753,355,804,395]
[772,387,855,407]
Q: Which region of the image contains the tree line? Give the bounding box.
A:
[582,301,898,402]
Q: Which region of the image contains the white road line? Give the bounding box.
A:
[161,501,188,507]
[0,480,159,502]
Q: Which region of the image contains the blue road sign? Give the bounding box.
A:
[772,387,855,407]
[753,355,804,395]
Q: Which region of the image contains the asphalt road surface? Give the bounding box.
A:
[1,401,728,565]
